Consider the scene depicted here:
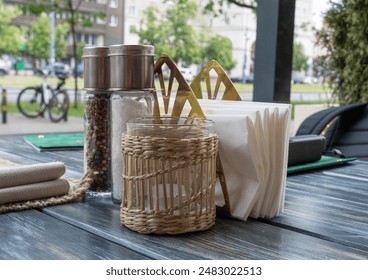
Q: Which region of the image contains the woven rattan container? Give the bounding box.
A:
[120,117,218,234]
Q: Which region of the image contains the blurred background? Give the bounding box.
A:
[0,0,327,83]
[1,0,349,135]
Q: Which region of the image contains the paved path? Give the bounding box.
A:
[0,113,83,135]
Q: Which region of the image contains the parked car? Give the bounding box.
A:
[75,63,83,77]
[302,76,318,84]
[230,73,254,84]
[41,62,70,77]
[244,73,254,83]
[291,77,304,84]
[291,76,318,84]
[179,67,194,82]
[0,59,11,76]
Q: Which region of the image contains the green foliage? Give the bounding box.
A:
[19,0,105,62]
[27,16,68,60]
[203,0,256,16]
[316,1,368,104]
[134,7,173,60]
[0,0,22,55]
[135,0,201,65]
[20,0,106,108]
[134,0,237,71]
[165,0,201,65]
[292,42,308,71]
[77,41,86,61]
[202,35,237,71]
[19,0,105,27]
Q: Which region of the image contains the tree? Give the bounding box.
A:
[20,0,105,108]
[202,35,237,71]
[292,42,308,72]
[203,0,256,14]
[134,7,174,60]
[316,1,368,104]
[0,0,22,55]
[135,0,237,72]
[27,16,68,61]
[165,0,201,65]
[135,0,201,65]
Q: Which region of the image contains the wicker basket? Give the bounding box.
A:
[120,132,218,234]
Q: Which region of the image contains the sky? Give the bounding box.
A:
[312,0,330,28]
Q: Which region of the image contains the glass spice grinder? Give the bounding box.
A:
[82,46,112,197]
[108,44,156,203]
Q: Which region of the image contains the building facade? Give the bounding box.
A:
[4,0,126,57]
[5,0,321,79]
[119,0,319,79]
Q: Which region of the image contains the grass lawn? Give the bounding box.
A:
[7,99,328,120]
[0,75,84,89]
[0,75,331,93]
[3,75,332,120]
[7,101,85,118]
[65,102,85,118]
[232,82,331,93]
[154,80,330,93]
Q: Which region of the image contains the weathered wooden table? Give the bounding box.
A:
[0,135,367,260]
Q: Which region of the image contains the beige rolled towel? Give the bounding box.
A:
[0,162,65,189]
[0,179,70,205]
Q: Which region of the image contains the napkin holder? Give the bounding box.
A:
[152,54,231,214]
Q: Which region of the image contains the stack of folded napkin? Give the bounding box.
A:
[0,162,70,205]
[158,97,291,221]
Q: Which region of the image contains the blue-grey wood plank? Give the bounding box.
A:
[266,162,368,252]
[2,135,368,259]
[0,209,149,260]
[43,200,368,260]
[321,160,368,181]
[0,135,84,180]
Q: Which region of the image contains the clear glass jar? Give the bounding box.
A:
[120,116,218,234]
[110,90,155,203]
[108,44,156,203]
[84,91,111,196]
[83,46,111,198]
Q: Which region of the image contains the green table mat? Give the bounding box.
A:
[24,133,84,152]
[287,156,356,175]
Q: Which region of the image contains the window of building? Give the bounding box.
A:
[129,25,136,34]
[224,14,230,25]
[109,0,118,8]
[90,34,97,45]
[109,15,118,27]
[76,32,83,43]
[128,5,136,16]
[96,16,106,24]
[75,33,98,46]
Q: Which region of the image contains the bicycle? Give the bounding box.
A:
[17,73,70,123]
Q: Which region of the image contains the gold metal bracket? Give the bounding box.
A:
[190,60,241,101]
[153,54,205,119]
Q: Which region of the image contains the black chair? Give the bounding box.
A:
[295,103,368,161]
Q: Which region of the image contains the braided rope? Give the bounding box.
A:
[0,172,92,214]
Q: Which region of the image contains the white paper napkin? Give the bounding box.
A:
[157,97,291,220]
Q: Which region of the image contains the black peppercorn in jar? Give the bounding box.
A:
[83,46,111,196]
[84,92,111,192]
